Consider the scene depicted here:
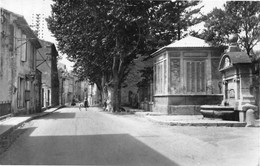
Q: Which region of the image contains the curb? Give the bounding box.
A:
[146,116,247,127]
[134,112,248,127]
[30,105,66,120]
[0,105,65,139]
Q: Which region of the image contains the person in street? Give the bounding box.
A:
[84,97,89,111]
[103,99,107,111]
[71,98,76,106]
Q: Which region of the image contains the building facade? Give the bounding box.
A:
[121,55,153,110]
[74,79,88,102]
[0,8,42,116]
[57,64,75,105]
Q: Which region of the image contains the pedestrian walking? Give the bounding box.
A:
[84,97,89,111]
[103,99,107,111]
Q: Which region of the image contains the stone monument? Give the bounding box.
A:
[200,34,258,126]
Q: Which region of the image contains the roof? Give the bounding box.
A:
[219,51,252,71]
[225,52,251,64]
[14,17,42,49]
[1,7,42,49]
[165,35,211,48]
[151,35,212,56]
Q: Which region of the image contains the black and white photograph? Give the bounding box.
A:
[0,0,259,165]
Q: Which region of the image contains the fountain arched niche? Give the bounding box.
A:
[200,34,257,121]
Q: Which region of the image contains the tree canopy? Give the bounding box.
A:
[196,1,260,57]
[47,0,202,111]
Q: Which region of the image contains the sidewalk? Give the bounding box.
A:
[124,107,260,127]
[0,105,64,139]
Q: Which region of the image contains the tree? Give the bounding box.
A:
[198,1,260,57]
[47,0,202,111]
[147,1,202,48]
[47,0,153,111]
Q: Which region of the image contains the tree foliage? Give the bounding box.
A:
[148,1,201,48]
[47,0,202,111]
[197,1,260,56]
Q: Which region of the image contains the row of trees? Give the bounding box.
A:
[47,0,260,111]
[47,0,201,111]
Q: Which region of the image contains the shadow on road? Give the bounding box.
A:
[41,112,76,120]
[0,127,179,166]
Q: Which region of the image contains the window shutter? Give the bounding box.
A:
[21,34,27,62]
[9,24,14,52]
[201,61,205,92]
[186,60,206,93]
[186,61,191,92]
[191,62,196,92]
[196,62,201,92]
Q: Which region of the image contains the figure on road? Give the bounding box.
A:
[84,97,89,111]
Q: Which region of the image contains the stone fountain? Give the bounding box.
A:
[200,34,258,124]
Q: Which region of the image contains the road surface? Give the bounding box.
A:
[0,106,259,166]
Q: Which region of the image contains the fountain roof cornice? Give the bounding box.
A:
[219,52,252,71]
[219,34,252,71]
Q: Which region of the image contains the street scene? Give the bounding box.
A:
[0,0,260,165]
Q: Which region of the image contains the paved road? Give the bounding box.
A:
[0,107,259,166]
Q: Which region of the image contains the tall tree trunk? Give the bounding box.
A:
[101,73,108,107]
[112,72,120,112]
[111,37,122,112]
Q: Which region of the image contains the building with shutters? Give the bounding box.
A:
[0,8,42,116]
[151,36,224,114]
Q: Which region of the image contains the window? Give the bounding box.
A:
[47,90,50,106]
[185,60,206,93]
[9,24,14,52]
[18,77,25,108]
[42,88,44,107]
[24,80,30,101]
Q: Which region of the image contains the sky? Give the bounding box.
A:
[0,0,230,70]
[0,0,75,70]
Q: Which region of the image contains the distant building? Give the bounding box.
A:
[57,64,75,105]
[26,0,53,41]
[30,13,47,39]
[74,78,88,102]
[36,39,59,108]
[0,8,42,116]
[87,83,100,106]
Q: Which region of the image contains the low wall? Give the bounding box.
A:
[168,105,201,115]
[153,95,223,115]
[167,95,223,105]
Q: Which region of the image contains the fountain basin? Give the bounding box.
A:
[200,105,238,120]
